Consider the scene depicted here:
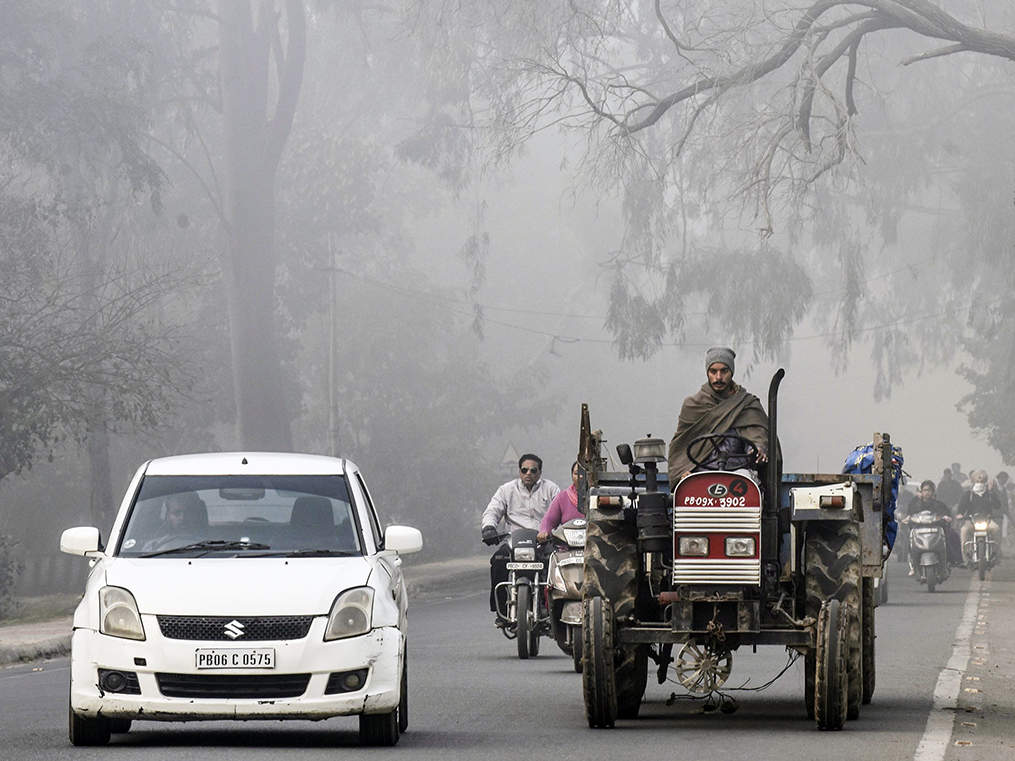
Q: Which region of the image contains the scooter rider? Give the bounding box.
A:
[537,461,582,543]
[481,454,559,622]
[905,480,955,576]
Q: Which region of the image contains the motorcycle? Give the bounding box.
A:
[963,513,1000,581]
[493,527,550,659]
[903,511,950,592]
[545,517,587,672]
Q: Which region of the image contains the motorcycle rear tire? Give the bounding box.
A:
[516,585,532,660]
[927,569,936,593]
[977,538,987,581]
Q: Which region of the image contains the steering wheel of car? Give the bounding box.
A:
[686,432,758,469]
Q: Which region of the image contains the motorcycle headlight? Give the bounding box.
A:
[678,536,709,557]
[514,547,536,562]
[725,537,755,557]
[324,587,374,641]
[563,528,587,547]
[974,521,989,531]
[99,586,145,641]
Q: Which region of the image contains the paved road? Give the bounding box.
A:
[1,560,1008,760]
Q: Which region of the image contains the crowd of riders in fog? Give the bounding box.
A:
[896,463,1009,573]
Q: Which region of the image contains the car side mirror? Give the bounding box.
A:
[616,443,633,466]
[383,525,422,555]
[60,526,103,557]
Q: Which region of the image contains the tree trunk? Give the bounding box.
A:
[218,1,299,451]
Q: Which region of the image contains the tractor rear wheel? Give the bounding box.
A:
[615,645,649,719]
[814,599,848,730]
[861,577,875,704]
[805,521,862,721]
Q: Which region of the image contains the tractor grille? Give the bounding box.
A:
[673,506,761,585]
[157,615,314,641]
[155,672,310,699]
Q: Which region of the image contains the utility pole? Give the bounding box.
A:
[328,235,337,457]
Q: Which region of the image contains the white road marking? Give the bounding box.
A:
[913,573,981,761]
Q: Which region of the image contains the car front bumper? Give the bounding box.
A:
[69,617,402,721]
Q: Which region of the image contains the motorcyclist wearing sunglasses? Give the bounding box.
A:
[481,454,560,620]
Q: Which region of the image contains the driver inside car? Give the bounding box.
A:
[667,346,770,486]
[142,491,208,551]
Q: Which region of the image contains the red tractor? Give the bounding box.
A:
[578,369,892,730]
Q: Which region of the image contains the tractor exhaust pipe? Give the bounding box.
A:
[766,368,785,508]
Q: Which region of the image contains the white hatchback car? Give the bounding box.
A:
[60,452,422,747]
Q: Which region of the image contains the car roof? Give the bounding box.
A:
[143,452,356,477]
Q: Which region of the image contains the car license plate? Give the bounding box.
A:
[506,561,544,570]
[195,648,275,669]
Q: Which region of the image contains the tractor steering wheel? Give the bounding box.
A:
[685,432,759,470]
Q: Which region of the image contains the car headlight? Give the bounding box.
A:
[514,547,536,562]
[678,536,709,557]
[99,586,145,641]
[324,587,374,641]
[725,537,756,557]
[974,521,989,531]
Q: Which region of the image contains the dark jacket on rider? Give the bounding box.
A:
[957,489,1001,520]
[908,497,951,520]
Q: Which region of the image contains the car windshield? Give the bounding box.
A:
[116,474,361,557]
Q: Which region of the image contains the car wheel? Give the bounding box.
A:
[359,709,399,746]
[68,702,110,747]
[398,649,408,734]
[108,718,132,734]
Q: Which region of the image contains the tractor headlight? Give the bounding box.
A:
[678,536,709,556]
[99,586,145,641]
[514,547,536,562]
[725,537,756,557]
[324,587,374,641]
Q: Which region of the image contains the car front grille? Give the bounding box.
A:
[157,615,314,641]
[155,672,311,699]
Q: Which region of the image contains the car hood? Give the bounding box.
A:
[104,557,374,616]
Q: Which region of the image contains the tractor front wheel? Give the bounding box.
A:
[814,599,848,731]
[583,596,617,728]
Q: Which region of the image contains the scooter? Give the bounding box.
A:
[904,510,950,592]
[493,527,550,659]
[545,517,587,672]
[964,513,1000,581]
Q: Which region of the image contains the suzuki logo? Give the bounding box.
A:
[223,620,245,640]
[707,483,728,497]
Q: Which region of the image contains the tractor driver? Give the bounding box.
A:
[667,346,771,487]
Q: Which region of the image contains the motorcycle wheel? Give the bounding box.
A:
[977,538,987,581]
[926,569,936,593]
[516,584,532,659]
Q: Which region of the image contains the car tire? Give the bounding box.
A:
[108,718,132,734]
[359,709,399,746]
[68,702,110,747]
[398,649,408,734]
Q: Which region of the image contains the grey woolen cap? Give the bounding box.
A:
[705,346,735,375]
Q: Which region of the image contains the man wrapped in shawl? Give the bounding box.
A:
[667,347,771,486]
